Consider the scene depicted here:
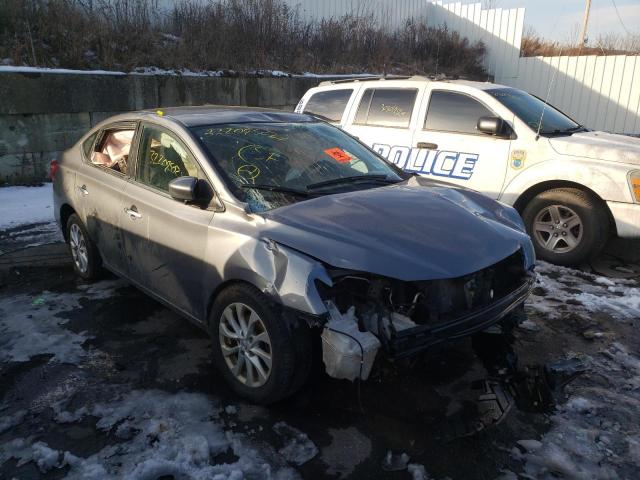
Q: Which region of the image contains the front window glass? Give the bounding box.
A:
[487,88,581,135]
[136,125,201,192]
[303,89,353,122]
[425,91,494,134]
[192,122,403,212]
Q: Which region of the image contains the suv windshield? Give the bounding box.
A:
[486,88,584,136]
[192,122,404,212]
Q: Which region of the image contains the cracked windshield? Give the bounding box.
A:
[192,122,403,212]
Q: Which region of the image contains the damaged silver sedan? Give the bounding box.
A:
[52,106,536,403]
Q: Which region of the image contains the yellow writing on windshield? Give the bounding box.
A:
[204,127,288,142]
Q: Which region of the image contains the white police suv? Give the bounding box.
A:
[295,76,640,266]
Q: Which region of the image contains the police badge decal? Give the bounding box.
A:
[510,150,526,170]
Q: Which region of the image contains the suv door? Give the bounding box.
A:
[75,122,137,276]
[345,87,424,166]
[412,89,512,198]
[120,123,215,321]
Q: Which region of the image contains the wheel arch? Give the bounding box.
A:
[60,203,76,241]
[512,180,617,234]
[205,278,269,329]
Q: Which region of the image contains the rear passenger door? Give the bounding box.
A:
[344,87,423,167]
[120,123,215,321]
[412,89,511,198]
[75,122,137,276]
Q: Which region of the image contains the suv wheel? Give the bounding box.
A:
[210,284,312,404]
[66,214,101,280]
[522,188,609,266]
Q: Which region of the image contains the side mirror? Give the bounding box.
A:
[168,176,198,202]
[477,116,510,138]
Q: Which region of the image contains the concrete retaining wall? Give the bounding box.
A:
[0,72,319,184]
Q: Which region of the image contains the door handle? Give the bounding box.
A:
[417,142,438,150]
[124,206,142,219]
[77,185,89,196]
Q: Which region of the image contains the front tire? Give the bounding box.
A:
[210,284,312,404]
[66,214,101,280]
[522,188,609,266]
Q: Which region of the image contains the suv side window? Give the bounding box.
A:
[425,91,494,135]
[355,88,417,128]
[303,89,353,122]
[136,125,201,193]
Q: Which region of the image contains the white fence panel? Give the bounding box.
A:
[280,0,639,133]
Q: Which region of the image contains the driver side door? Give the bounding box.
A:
[120,123,215,321]
[412,89,512,199]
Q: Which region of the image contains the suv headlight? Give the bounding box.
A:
[629,170,640,203]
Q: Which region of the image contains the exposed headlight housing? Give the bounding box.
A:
[629,170,640,203]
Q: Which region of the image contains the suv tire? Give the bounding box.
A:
[210,284,312,404]
[522,188,609,266]
[66,214,102,280]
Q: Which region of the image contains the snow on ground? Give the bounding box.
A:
[512,262,640,479]
[0,280,125,364]
[0,183,61,253]
[0,390,299,479]
[0,184,54,229]
[0,64,379,79]
[528,261,640,320]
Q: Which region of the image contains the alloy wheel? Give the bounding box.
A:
[219,303,272,388]
[69,223,89,273]
[533,204,583,253]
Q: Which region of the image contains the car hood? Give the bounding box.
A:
[259,178,534,281]
[549,131,640,165]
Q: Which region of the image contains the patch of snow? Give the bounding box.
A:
[0,280,123,363]
[407,463,430,480]
[0,439,65,473]
[321,427,371,479]
[0,184,54,230]
[0,66,127,75]
[529,261,640,319]
[2,390,299,479]
[0,408,27,434]
[273,421,318,466]
[513,345,640,479]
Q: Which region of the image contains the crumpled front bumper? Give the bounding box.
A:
[386,272,536,358]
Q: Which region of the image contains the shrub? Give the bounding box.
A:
[0,0,486,76]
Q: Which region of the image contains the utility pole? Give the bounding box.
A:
[578,0,592,47]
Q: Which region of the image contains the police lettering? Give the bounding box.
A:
[373,144,478,180]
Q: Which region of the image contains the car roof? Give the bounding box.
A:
[137,105,316,127]
[317,75,509,91]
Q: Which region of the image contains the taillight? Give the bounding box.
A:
[49,160,59,180]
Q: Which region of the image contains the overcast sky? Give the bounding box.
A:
[494,0,639,42]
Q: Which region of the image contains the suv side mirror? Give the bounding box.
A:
[477,116,510,138]
[168,176,198,202]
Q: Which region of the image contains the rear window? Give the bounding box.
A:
[303,89,353,122]
[354,88,417,128]
[424,91,494,134]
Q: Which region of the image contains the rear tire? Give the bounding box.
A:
[66,214,101,280]
[522,188,609,266]
[209,284,312,404]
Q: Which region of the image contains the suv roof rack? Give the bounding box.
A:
[319,73,463,86]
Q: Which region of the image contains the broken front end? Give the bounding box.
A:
[316,248,535,376]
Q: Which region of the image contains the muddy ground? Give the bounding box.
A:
[1,225,639,479]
